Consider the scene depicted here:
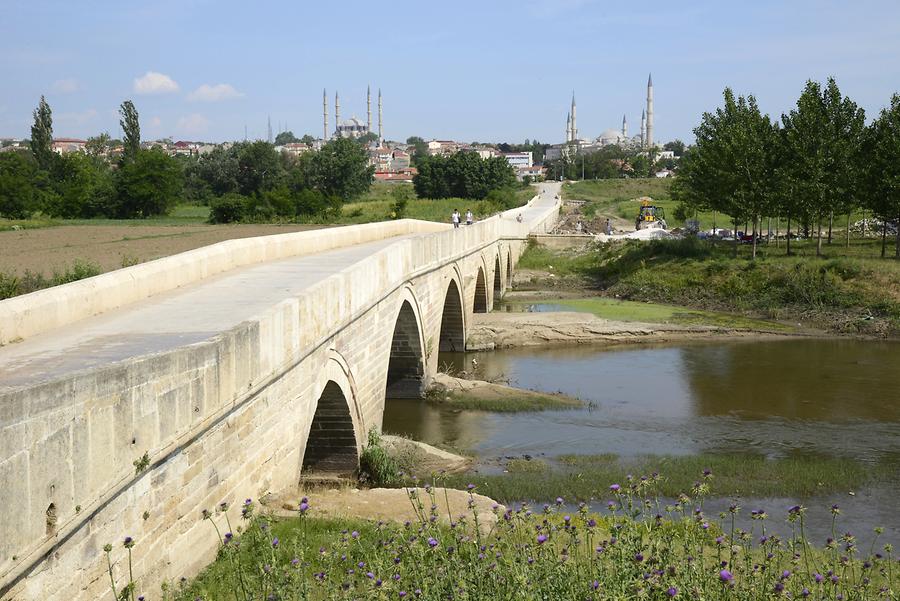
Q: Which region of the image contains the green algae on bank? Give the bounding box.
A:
[505,296,798,332]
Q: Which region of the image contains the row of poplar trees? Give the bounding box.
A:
[674,78,900,259]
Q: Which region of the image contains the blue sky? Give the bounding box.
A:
[2,0,899,145]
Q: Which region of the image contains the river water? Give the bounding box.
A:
[383,338,900,545]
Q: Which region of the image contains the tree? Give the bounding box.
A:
[115,148,183,217]
[406,136,428,164]
[274,131,299,146]
[672,88,776,257]
[781,78,865,256]
[413,152,515,200]
[860,94,900,258]
[663,139,686,157]
[236,141,284,196]
[49,152,115,218]
[300,134,316,146]
[119,100,141,161]
[30,95,54,170]
[0,151,45,218]
[309,137,373,200]
[357,132,380,145]
[85,133,111,158]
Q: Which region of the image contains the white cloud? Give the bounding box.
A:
[187,83,243,102]
[133,71,179,95]
[150,116,162,127]
[52,78,80,93]
[176,113,210,135]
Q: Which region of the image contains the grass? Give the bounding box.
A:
[507,296,797,332]
[517,237,900,336]
[336,185,534,225]
[429,390,582,413]
[445,453,889,501]
[0,204,211,230]
[0,259,102,300]
[358,429,401,486]
[115,478,897,600]
[563,179,876,235]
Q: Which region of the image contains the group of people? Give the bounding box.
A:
[451,209,474,228]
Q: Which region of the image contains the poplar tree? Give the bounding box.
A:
[119,100,141,160]
[860,94,900,258]
[781,78,865,256]
[30,95,54,170]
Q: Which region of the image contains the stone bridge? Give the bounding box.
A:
[0,183,560,600]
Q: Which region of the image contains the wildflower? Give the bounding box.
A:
[719,569,733,582]
[291,558,299,567]
[224,532,233,544]
[272,537,279,548]
[367,572,375,579]
[666,586,678,597]
[609,484,621,492]
[219,501,228,512]
[427,537,438,548]
[399,593,407,598]
[703,468,712,477]
[537,534,548,544]
[563,515,570,523]
[634,553,644,562]
[774,582,784,593]
[587,518,597,528]
[466,483,476,491]
[351,531,360,539]
[556,497,564,505]
[299,501,309,513]
[123,536,135,549]
[781,570,791,579]
[591,580,599,590]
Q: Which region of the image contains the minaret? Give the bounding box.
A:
[646,74,654,149]
[367,85,372,134]
[323,89,328,140]
[335,91,341,138]
[622,114,628,139]
[566,112,571,142]
[640,109,647,148]
[378,88,383,143]
[570,92,577,142]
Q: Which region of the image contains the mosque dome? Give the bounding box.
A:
[598,128,623,143]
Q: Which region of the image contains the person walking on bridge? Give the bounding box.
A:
[465,209,473,226]
[452,209,460,228]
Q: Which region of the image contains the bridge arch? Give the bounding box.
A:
[301,360,362,475]
[384,289,427,398]
[438,274,466,352]
[473,266,488,313]
[506,249,513,287]
[493,254,503,309]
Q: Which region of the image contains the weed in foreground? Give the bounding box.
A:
[105,470,897,600]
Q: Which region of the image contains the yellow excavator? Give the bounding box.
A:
[635,199,668,230]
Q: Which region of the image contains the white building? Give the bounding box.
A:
[502,151,533,169]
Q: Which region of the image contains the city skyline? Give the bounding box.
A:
[2,0,900,144]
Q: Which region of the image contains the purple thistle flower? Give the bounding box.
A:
[587,518,597,528]
[591,580,599,590]
[299,501,309,513]
[563,515,570,523]
[466,483,476,490]
[782,570,791,579]
[427,537,438,548]
[537,534,548,544]
[556,497,564,505]
[609,484,621,492]
[366,571,375,579]
[271,537,279,548]
[351,531,359,539]
[719,569,733,582]
[635,553,644,562]
[801,588,810,597]
[667,586,678,597]
[399,593,407,598]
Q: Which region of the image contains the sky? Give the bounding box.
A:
[2,0,900,145]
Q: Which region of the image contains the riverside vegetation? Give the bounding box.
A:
[105,471,898,600]
[515,238,900,336]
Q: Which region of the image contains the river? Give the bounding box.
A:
[383,338,900,545]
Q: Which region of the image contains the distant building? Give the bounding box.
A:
[336,116,369,140]
[502,151,533,169]
[368,146,393,171]
[51,138,87,154]
[280,142,310,157]
[427,140,458,156]
[374,167,417,182]
[391,149,410,171]
[515,165,544,181]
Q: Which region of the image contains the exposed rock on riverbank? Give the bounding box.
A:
[381,434,472,475]
[428,372,582,411]
[467,311,784,350]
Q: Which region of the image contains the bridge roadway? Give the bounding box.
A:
[0,182,560,601]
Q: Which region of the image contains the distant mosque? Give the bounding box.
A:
[548,74,655,160]
[322,86,383,142]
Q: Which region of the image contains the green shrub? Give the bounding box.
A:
[208,193,248,223]
[358,429,400,486]
[52,260,101,286]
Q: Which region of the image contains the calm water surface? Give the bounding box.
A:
[383,338,900,543]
